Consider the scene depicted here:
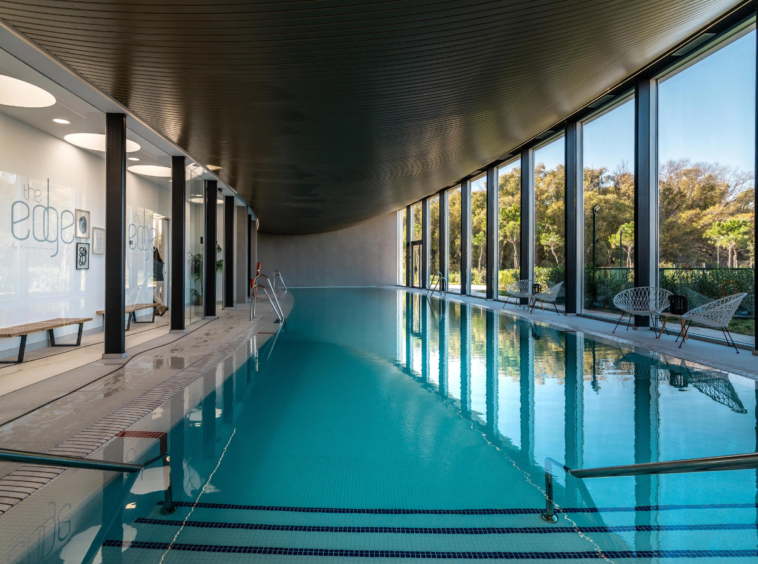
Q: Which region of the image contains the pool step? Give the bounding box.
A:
[98,504,758,562]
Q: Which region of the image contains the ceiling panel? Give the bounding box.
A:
[0,0,743,233]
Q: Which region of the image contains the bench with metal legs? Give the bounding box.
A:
[0,317,92,364]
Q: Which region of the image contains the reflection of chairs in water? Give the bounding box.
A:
[621,352,747,414]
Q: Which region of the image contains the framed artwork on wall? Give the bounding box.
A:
[75,209,90,238]
[76,242,90,270]
[92,227,105,255]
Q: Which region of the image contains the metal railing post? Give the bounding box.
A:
[542,458,558,523]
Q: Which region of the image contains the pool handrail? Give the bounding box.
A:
[251,274,285,322]
[273,270,288,294]
[0,446,176,514]
[541,452,758,523]
[426,271,447,298]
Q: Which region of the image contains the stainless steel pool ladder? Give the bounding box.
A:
[272,270,288,294]
[541,452,758,523]
[251,274,285,322]
[426,271,447,298]
[0,446,176,514]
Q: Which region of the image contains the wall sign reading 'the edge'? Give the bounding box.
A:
[11,181,74,258]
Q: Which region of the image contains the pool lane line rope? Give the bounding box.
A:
[158,429,237,564]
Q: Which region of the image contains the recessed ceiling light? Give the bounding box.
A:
[0,76,56,108]
[128,165,171,177]
[52,118,70,124]
[128,157,140,161]
[64,133,140,153]
[206,164,221,171]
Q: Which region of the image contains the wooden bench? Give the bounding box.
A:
[0,317,92,364]
[96,303,160,331]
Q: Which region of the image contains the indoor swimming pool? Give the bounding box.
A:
[5,288,758,563]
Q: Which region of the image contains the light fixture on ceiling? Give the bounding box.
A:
[189,197,204,204]
[206,164,222,171]
[128,165,171,177]
[128,157,140,161]
[64,133,140,152]
[0,76,56,108]
[52,118,70,124]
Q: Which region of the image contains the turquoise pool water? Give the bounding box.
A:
[30,289,758,561]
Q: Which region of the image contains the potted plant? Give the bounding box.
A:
[188,243,224,305]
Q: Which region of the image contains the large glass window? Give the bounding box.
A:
[470,174,487,298]
[399,209,407,286]
[187,166,205,324]
[582,98,635,318]
[534,137,566,301]
[658,29,755,341]
[410,202,422,288]
[498,160,521,298]
[430,195,440,287]
[448,186,462,293]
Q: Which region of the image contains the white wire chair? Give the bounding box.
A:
[503,280,535,308]
[678,293,747,353]
[612,287,672,333]
[530,282,564,315]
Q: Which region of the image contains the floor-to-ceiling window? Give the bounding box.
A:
[411,202,422,287]
[187,165,205,324]
[534,137,566,304]
[658,27,755,342]
[498,160,521,299]
[448,186,462,293]
[430,195,440,287]
[399,209,407,286]
[470,174,487,298]
[582,97,635,318]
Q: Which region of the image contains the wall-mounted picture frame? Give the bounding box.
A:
[75,209,90,239]
[76,242,90,270]
[92,227,105,255]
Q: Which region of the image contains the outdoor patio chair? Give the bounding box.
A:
[504,280,536,308]
[677,293,747,353]
[612,287,672,333]
[530,282,564,315]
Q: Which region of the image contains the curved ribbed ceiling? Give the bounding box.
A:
[0,0,743,234]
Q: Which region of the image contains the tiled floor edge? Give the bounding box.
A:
[0,302,286,517]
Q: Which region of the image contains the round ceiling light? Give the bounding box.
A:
[206,164,222,171]
[128,165,171,177]
[0,76,56,108]
[128,157,140,161]
[53,118,70,124]
[64,133,140,153]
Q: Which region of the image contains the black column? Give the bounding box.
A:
[421,197,430,289]
[204,180,217,318]
[461,179,472,295]
[565,121,583,314]
[224,196,235,308]
[170,156,186,332]
[103,113,127,359]
[405,205,412,287]
[520,149,535,304]
[247,214,252,299]
[634,78,658,327]
[486,166,498,299]
[439,190,449,292]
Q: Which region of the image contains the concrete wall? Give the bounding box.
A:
[257,212,397,287]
